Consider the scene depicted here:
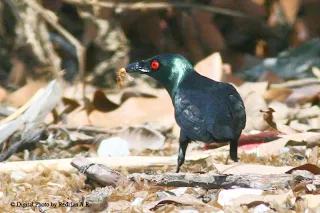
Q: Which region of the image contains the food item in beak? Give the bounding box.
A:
[117,68,127,88]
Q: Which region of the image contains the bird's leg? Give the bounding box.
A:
[230,139,238,162]
[176,131,191,173]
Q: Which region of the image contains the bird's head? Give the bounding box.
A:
[124,54,194,96]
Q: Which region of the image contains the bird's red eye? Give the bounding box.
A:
[151,60,160,70]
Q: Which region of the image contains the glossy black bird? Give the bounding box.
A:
[123,54,246,172]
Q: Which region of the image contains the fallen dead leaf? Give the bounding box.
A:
[298,194,320,209]
[61,97,81,114]
[263,87,293,102]
[243,92,269,133]
[194,52,223,81]
[110,125,165,151]
[308,146,319,165]
[67,89,175,129]
[108,200,131,212]
[232,190,293,207]
[260,108,298,134]
[256,138,289,157]
[285,84,320,106]
[4,80,47,108]
[255,133,320,157]
[238,82,269,98]
[0,86,7,101]
[279,132,320,147]
[218,188,263,206]
[106,85,158,105]
[286,163,320,175]
[214,163,293,175]
[92,90,119,112]
[268,101,291,122]
[144,194,215,212]
[280,0,301,25]
[258,71,284,84]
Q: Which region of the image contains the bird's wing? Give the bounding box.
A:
[204,83,247,141]
[226,84,246,134]
[174,90,211,141]
[205,92,235,141]
[175,84,246,142]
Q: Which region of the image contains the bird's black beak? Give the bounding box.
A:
[124,61,150,74]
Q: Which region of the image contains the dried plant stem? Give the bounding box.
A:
[63,0,253,19]
[24,0,87,100]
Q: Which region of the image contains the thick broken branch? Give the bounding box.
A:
[129,171,320,190]
[0,123,48,161]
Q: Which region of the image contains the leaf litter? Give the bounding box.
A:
[0,0,320,212]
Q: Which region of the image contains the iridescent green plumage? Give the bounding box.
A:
[125,54,246,172]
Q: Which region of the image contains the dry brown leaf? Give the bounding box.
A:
[110,126,165,151]
[285,84,320,106]
[280,0,302,25]
[194,52,223,81]
[312,67,320,78]
[61,97,81,114]
[258,71,284,84]
[286,163,320,175]
[67,89,175,129]
[144,194,214,211]
[222,64,244,86]
[107,85,158,105]
[0,86,7,101]
[256,138,289,157]
[108,200,131,212]
[4,80,47,108]
[232,191,293,207]
[260,108,299,134]
[243,92,269,133]
[238,82,269,98]
[214,163,293,175]
[279,132,320,147]
[308,146,319,165]
[268,101,290,122]
[8,56,27,88]
[92,90,119,112]
[298,195,320,209]
[263,87,293,102]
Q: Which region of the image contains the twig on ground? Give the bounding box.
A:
[129,170,320,190]
[71,155,127,187]
[48,124,122,135]
[0,123,48,162]
[271,78,320,88]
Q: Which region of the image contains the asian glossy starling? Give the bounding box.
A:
[123,54,246,172]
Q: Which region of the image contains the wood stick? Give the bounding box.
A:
[0,154,294,175]
[129,171,320,190]
[71,155,126,187]
[0,156,180,173]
